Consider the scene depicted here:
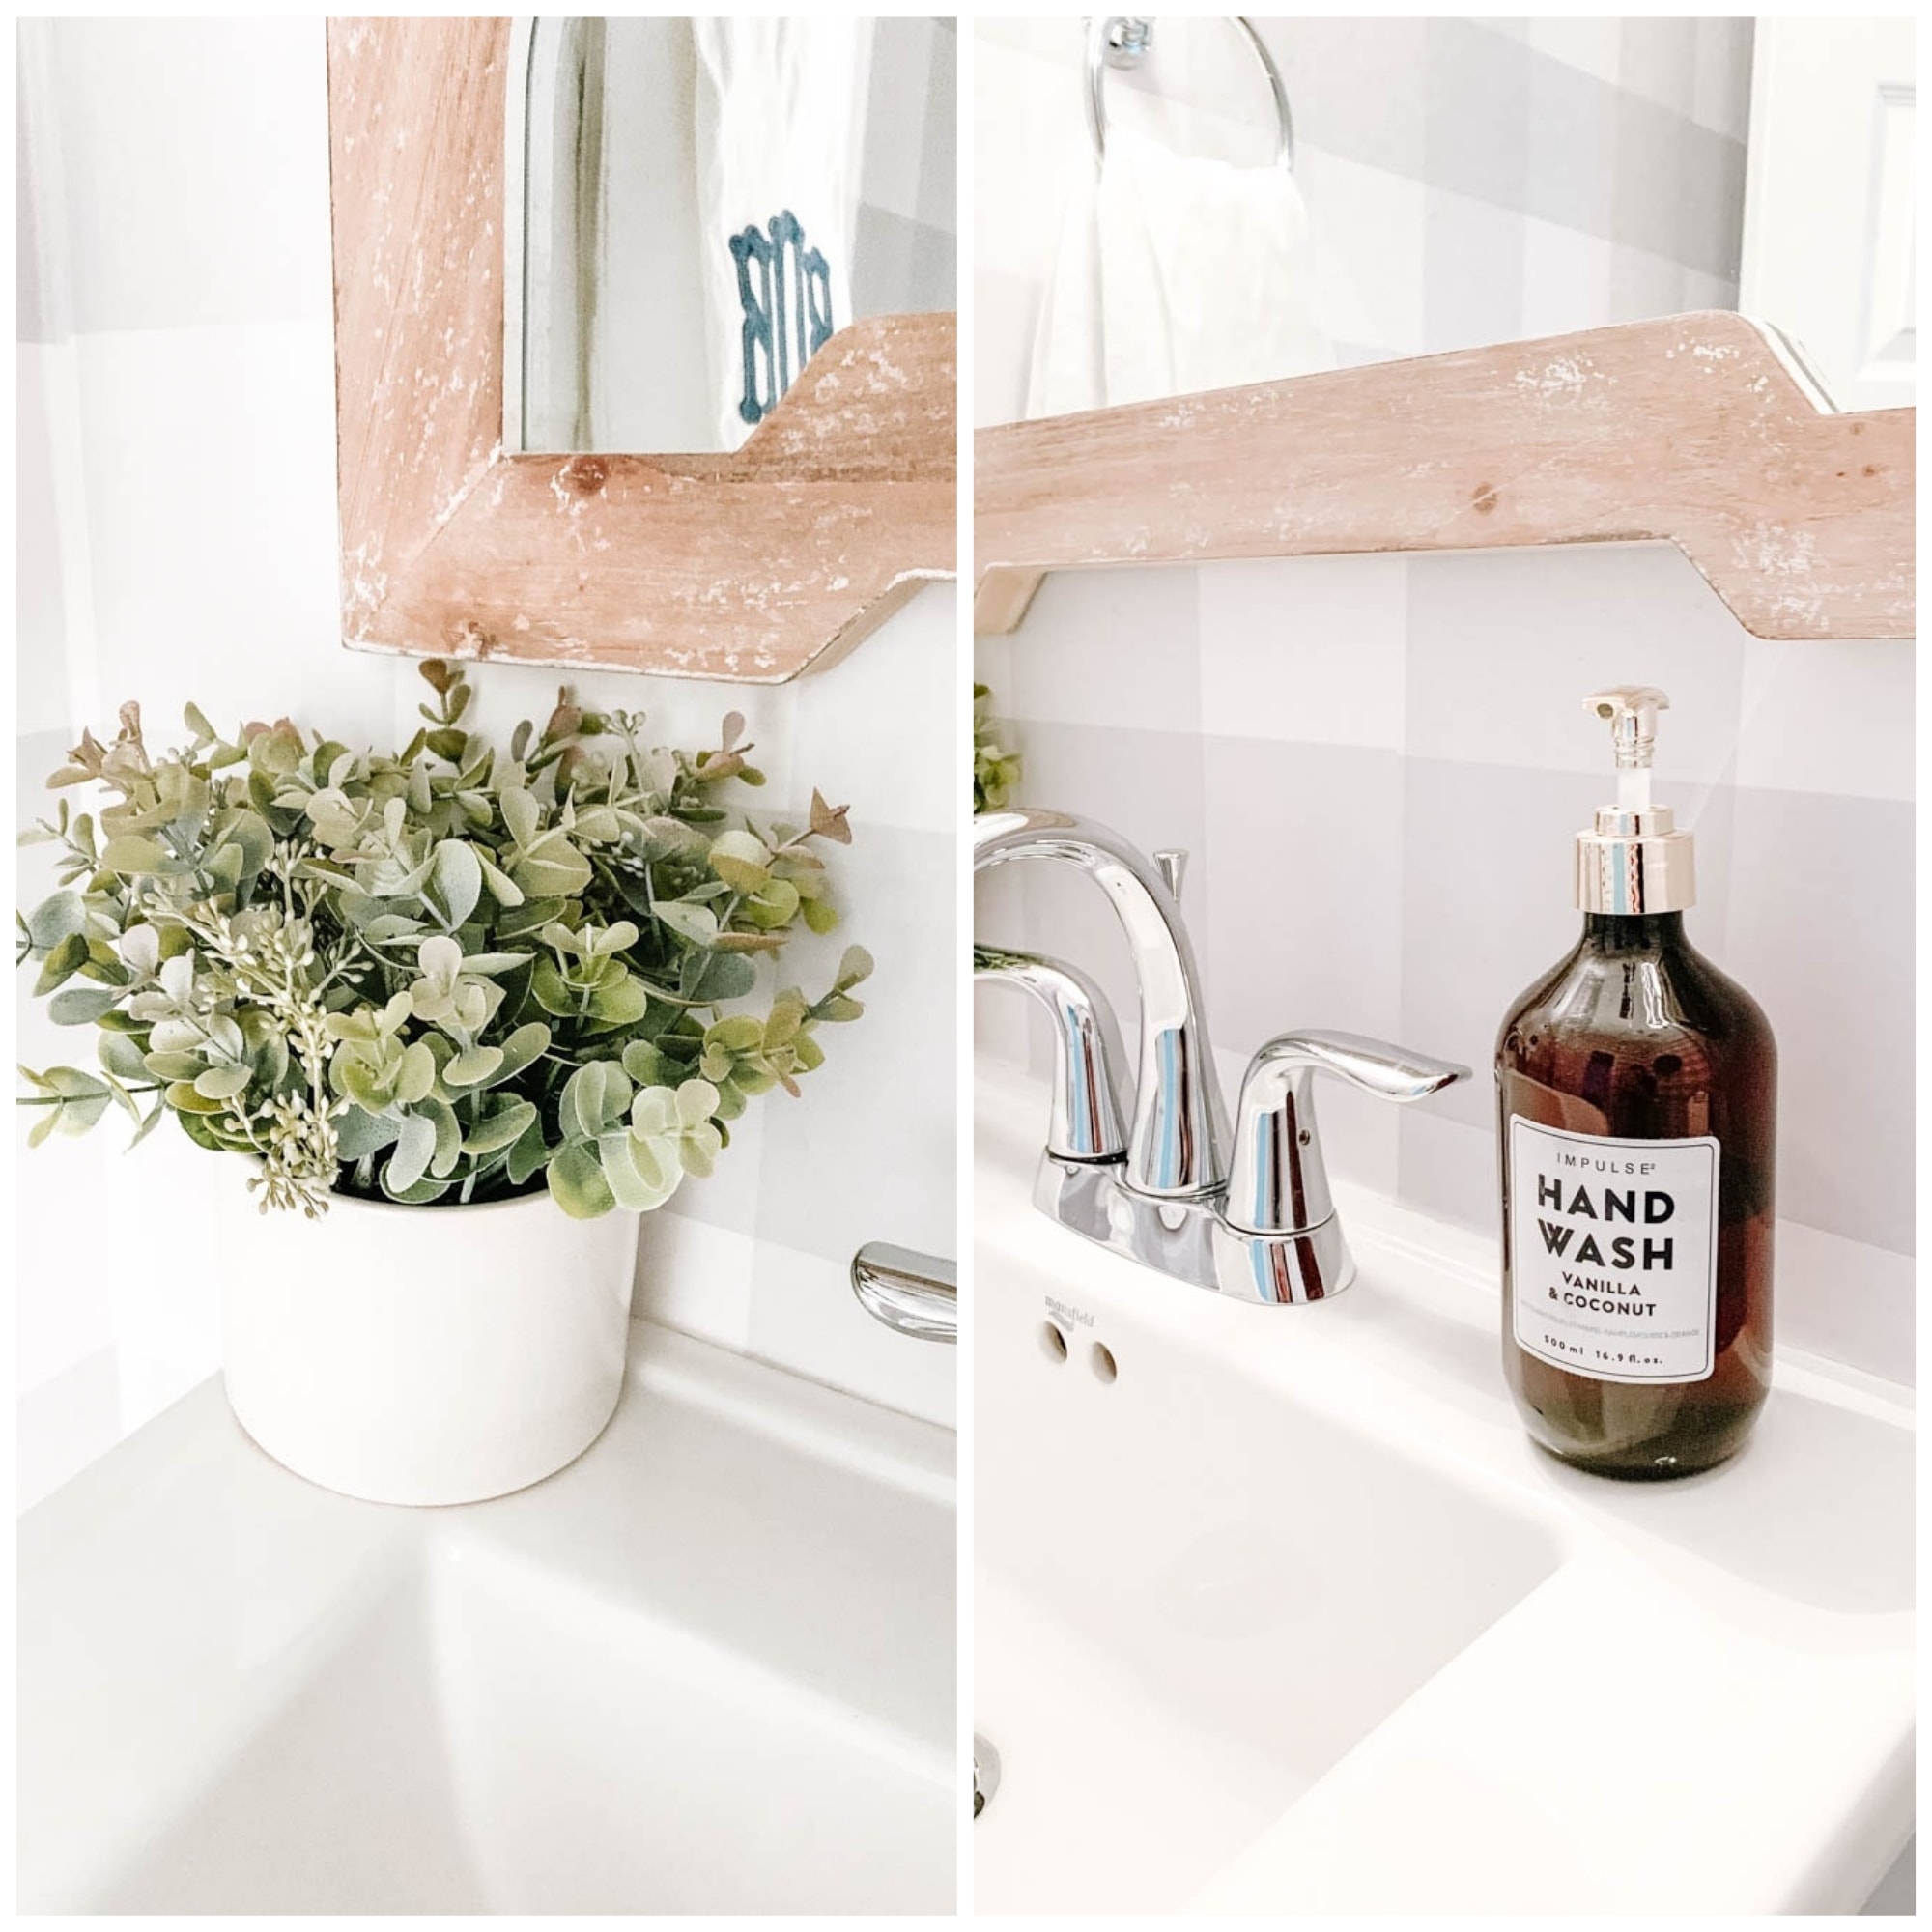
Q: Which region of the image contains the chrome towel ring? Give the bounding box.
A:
[1083,16,1295,173]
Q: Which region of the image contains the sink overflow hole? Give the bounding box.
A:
[1090,1341,1118,1383]
[1040,1321,1068,1363]
[974,1735,1001,1818]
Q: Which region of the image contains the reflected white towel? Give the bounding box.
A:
[693,19,874,449]
[1027,123,1332,417]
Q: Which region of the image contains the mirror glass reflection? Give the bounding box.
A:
[509,16,957,455]
[973,16,1914,421]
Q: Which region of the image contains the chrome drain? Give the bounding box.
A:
[974,1735,1001,1818]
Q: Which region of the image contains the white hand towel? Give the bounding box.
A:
[1027,123,1332,418]
[693,19,875,449]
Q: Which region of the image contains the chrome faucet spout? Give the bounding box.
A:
[974,809,1228,1196]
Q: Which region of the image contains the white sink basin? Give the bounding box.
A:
[975,1057,1913,1917]
[21,1321,956,1914]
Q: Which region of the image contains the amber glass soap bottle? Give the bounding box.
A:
[1497,688,1776,1478]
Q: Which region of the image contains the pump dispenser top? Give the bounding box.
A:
[1575,685,1694,915]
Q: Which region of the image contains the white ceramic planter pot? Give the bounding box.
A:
[216,1180,639,1506]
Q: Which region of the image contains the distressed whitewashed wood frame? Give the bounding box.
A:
[327,17,955,683]
[975,313,1913,641]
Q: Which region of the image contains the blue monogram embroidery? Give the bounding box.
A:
[730,209,834,427]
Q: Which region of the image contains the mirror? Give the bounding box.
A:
[974,16,1914,422]
[327,17,954,684]
[508,16,958,454]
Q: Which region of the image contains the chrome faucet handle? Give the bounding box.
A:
[1225,1031,1469,1238]
[973,944,1130,1163]
[851,1243,957,1344]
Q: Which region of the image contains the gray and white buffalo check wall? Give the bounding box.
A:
[974,19,1915,1386]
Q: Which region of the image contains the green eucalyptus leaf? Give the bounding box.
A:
[499,787,541,847]
[653,898,719,947]
[19,1065,113,1143]
[164,1079,229,1116]
[383,1170,451,1206]
[462,1098,537,1157]
[456,952,528,976]
[361,913,426,943]
[494,895,569,942]
[192,1064,253,1100]
[561,1059,632,1140]
[99,836,171,875]
[49,985,122,1026]
[548,1139,614,1219]
[336,1058,390,1112]
[34,932,91,995]
[396,1040,437,1107]
[505,1109,551,1186]
[476,1022,550,1091]
[143,1050,207,1082]
[590,919,640,957]
[598,1127,680,1211]
[513,842,593,898]
[252,1027,291,1091]
[444,1043,504,1088]
[334,1105,402,1160]
[385,1110,438,1192]
[678,950,755,1003]
[740,878,800,929]
[25,892,90,952]
[708,1014,764,1054]
[216,809,274,877]
[530,956,578,1016]
[99,1033,150,1083]
[585,976,649,1028]
[619,1039,671,1086]
[82,939,130,983]
[423,1095,462,1177]
[430,839,483,929]
[477,848,526,908]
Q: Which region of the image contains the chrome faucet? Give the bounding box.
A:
[974,807,1469,1304]
[851,1243,957,1343]
[973,810,1228,1196]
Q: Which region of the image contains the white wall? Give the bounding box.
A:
[973,18,1915,1389]
[16,17,956,1511]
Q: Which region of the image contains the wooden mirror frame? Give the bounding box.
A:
[327,17,955,683]
[976,312,1913,641]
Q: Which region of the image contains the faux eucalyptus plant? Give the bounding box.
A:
[16,663,869,1219]
[973,683,1022,814]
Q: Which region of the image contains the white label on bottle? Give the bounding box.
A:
[1507,1117,1719,1385]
